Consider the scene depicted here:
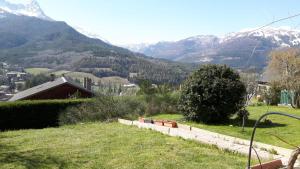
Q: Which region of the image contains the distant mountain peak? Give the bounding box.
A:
[122,43,153,52]
[224,26,300,38]
[0,0,111,47]
[0,0,51,20]
[73,26,111,44]
[125,26,300,70]
[185,35,217,41]
[222,26,300,46]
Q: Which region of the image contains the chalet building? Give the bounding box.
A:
[6,72,27,81]
[256,81,270,95]
[123,83,137,88]
[9,77,93,101]
[129,73,138,78]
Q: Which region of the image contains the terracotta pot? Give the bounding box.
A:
[144,119,153,123]
[139,117,153,123]
[154,120,164,126]
[163,121,178,128]
[250,159,283,169]
[139,117,145,123]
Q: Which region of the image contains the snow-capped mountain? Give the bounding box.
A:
[0,0,51,20]
[74,26,111,44]
[0,0,110,42]
[128,27,300,70]
[124,43,152,52]
[222,27,300,47]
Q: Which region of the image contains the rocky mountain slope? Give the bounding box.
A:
[0,0,50,20]
[128,27,300,70]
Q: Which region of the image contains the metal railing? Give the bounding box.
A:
[247,112,300,169]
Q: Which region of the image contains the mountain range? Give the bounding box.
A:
[0,0,191,84]
[1,0,299,79]
[127,27,300,70]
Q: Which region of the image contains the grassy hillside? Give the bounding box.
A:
[25,68,130,85]
[0,14,194,84]
[25,68,52,75]
[0,123,248,169]
[151,105,300,149]
[53,70,129,85]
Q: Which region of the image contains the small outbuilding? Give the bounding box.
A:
[279,90,294,106]
[9,77,93,101]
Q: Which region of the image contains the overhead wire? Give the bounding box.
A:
[243,12,300,168]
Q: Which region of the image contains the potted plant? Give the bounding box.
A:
[249,159,283,169]
[139,117,153,123]
[139,117,144,123]
[163,120,178,128]
[154,120,164,126]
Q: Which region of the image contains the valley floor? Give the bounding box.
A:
[0,123,247,169]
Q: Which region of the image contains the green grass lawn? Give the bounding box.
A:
[0,123,248,169]
[25,68,52,75]
[151,105,300,149]
[53,70,129,85]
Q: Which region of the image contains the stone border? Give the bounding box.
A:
[118,119,299,167]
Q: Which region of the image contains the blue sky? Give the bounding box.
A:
[37,0,300,45]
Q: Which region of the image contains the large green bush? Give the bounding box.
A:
[179,64,246,124]
[0,99,89,130]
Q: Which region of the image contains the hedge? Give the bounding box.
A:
[0,99,91,131]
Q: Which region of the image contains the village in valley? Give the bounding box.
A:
[0,1,300,169]
[0,61,139,101]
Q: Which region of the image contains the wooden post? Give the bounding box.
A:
[287,148,300,169]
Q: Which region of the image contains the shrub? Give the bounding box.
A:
[0,99,89,130]
[262,82,281,105]
[115,96,146,119]
[144,92,180,116]
[25,74,53,89]
[136,79,157,96]
[249,102,265,107]
[257,96,264,103]
[60,90,181,125]
[236,109,250,122]
[179,64,246,124]
[59,95,146,125]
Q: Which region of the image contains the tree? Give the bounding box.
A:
[263,81,281,105]
[179,64,246,124]
[137,79,157,96]
[239,72,259,131]
[118,84,122,95]
[266,48,300,108]
[25,74,53,89]
[240,72,259,104]
[267,48,300,80]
